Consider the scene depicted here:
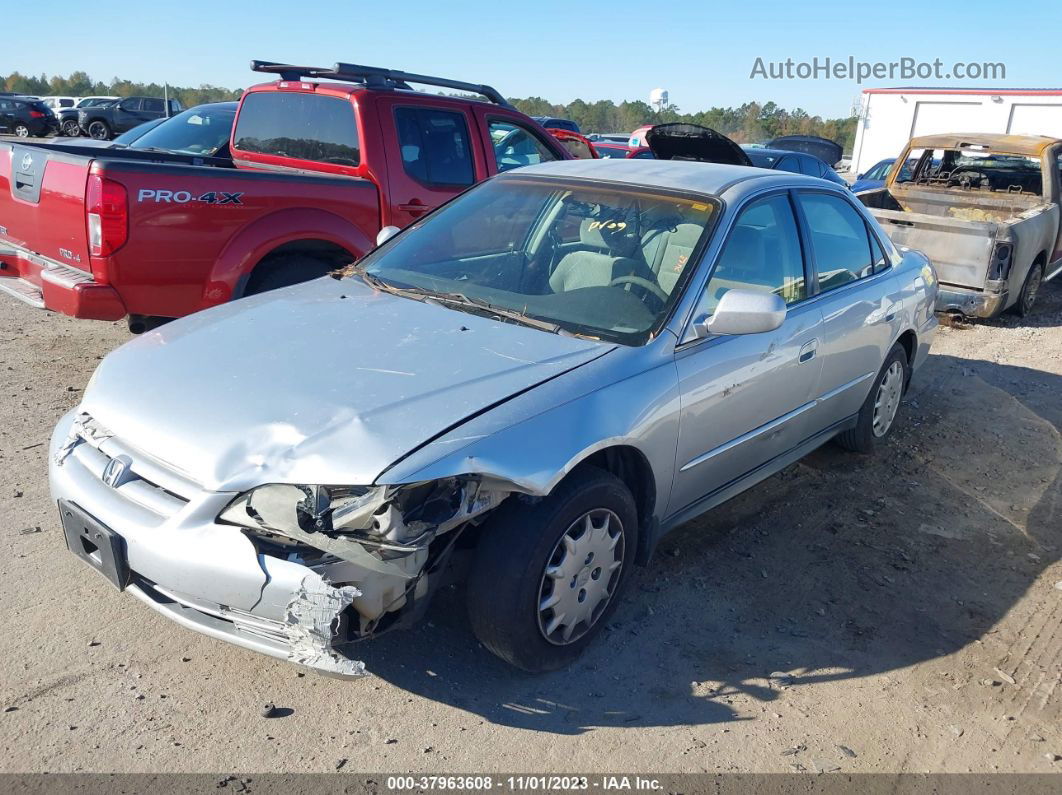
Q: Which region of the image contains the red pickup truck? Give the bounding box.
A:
[0,61,571,331]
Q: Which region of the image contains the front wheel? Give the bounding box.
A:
[466,467,638,672]
[13,124,30,138]
[61,119,80,137]
[835,343,910,454]
[87,120,111,140]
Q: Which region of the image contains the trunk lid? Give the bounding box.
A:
[765,135,843,167]
[0,143,93,275]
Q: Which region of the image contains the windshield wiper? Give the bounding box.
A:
[424,292,564,334]
[351,266,566,334]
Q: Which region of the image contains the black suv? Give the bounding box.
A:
[0,95,59,138]
[78,96,183,140]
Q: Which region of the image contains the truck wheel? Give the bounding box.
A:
[13,124,30,138]
[836,343,910,454]
[466,467,638,672]
[61,119,80,137]
[87,121,111,140]
[244,255,335,296]
[1014,263,1044,318]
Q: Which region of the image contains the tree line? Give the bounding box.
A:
[509,97,858,151]
[3,70,857,150]
[1,71,241,109]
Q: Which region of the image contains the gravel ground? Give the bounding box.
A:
[0,283,1060,774]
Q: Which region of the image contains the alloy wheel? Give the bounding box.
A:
[872,361,904,437]
[537,508,625,645]
[14,125,29,138]
[88,122,108,140]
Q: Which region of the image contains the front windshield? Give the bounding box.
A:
[128,105,235,155]
[356,177,720,345]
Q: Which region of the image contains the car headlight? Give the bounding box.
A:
[219,484,388,538]
[218,478,487,550]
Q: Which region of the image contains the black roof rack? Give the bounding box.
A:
[250,60,512,108]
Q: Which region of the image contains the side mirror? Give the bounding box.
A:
[376,226,401,246]
[693,289,787,338]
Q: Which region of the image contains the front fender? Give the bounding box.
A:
[203,208,374,306]
[377,345,682,527]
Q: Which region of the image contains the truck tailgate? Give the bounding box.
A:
[870,208,996,289]
[0,143,93,274]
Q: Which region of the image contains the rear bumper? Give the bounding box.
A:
[934,283,1007,319]
[0,243,126,320]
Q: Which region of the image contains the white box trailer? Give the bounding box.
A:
[850,87,1062,177]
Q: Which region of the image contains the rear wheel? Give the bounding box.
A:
[87,120,111,140]
[13,124,30,138]
[1014,262,1044,318]
[61,119,80,137]
[466,467,638,672]
[244,255,336,296]
[836,343,909,454]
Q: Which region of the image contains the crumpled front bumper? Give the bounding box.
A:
[47,410,415,677]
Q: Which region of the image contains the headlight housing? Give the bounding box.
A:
[218,478,475,548]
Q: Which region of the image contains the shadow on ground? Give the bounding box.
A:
[357,350,1061,735]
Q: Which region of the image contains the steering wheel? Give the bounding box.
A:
[494,128,525,154]
[609,275,668,308]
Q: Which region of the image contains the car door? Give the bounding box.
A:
[378,100,485,228]
[0,100,11,133]
[141,97,166,121]
[794,190,903,429]
[668,192,825,518]
[113,98,142,131]
[468,107,565,176]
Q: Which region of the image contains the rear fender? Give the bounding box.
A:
[204,209,372,305]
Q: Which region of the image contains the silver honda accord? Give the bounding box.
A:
[50,159,938,675]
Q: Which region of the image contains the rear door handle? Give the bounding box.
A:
[799,340,818,363]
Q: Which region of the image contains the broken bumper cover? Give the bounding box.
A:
[48,410,372,677]
[934,284,1007,319]
[0,243,126,320]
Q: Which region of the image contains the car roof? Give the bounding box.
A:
[512,158,836,198]
[746,146,816,160]
[187,101,239,111]
[908,132,1062,155]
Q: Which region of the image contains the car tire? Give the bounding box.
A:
[466,466,639,672]
[61,120,80,137]
[835,343,910,454]
[1014,262,1044,318]
[13,124,30,138]
[243,255,336,296]
[87,120,111,140]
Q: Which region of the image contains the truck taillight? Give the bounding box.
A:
[86,175,128,257]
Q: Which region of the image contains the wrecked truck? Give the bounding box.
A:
[50,157,936,676]
[857,133,1062,318]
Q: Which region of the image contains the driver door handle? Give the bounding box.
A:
[799,340,818,363]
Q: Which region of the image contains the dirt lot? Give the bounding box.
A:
[1,284,1060,774]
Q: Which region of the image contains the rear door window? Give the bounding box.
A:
[234,91,360,166]
[797,193,875,290]
[395,107,474,187]
[142,98,164,113]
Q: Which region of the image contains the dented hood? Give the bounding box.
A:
[79,277,614,492]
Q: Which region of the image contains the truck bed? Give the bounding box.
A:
[858,185,1056,290]
[0,141,379,319]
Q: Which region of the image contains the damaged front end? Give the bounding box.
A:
[219,477,512,672]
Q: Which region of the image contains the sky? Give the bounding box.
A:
[6,0,1060,119]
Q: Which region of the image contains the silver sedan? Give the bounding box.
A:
[50,158,938,675]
